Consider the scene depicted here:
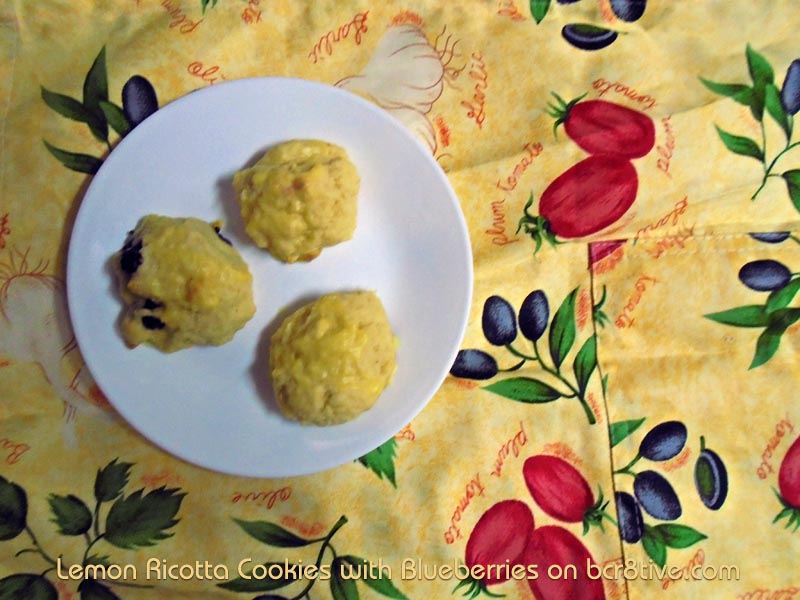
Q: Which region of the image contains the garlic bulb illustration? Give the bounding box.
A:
[336,23,462,156]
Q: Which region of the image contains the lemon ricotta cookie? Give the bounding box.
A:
[114,215,256,352]
[232,139,360,263]
[269,291,397,426]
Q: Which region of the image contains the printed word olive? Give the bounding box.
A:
[518,290,549,341]
[639,421,687,461]
[738,259,792,292]
[609,0,647,22]
[561,24,618,51]
[781,59,800,116]
[749,232,791,243]
[450,350,499,380]
[614,491,644,543]
[122,75,159,128]
[633,470,681,521]
[694,437,728,511]
[482,296,518,346]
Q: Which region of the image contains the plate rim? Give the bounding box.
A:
[66,76,474,477]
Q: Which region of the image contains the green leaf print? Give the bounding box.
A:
[358,438,398,487]
[47,494,92,536]
[104,486,185,549]
[82,46,109,142]
[0,476,27,540]
[94,459,133,503]
[42,141,102,174]
[233,519,315,547]
[0,574,57,600]
[609,418,646,448]
[483,377,562,403]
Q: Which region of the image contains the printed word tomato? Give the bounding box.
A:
[524,525,606,600]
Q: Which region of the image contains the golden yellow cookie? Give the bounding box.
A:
[269,291,397,425]
[232,139,359,263]
[114,215,256,352]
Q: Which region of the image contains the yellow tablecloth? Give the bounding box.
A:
[2,1,800,599]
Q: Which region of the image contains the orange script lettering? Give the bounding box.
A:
[187,61,225,85]
[491,421,528,477]
[0,437,29,464]
[461,52,487,129]
[657,115,675,178]
[308,11,369,64]
[757,417,793,479]
[615,275,657,328]
[0,213,9,249]
[593,78,656,110]
[161,0,202,34]
[497,0,525,20]
[231,487,292,509]
[444,474,485,544]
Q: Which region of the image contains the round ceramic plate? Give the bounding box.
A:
[67,77,472,478]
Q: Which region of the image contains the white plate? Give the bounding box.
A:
[67,78,472,478]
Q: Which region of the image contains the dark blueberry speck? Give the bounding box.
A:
[141,316,165,330]
[213,225,232,246]
[120,239,143,275]
[143,298,162,310]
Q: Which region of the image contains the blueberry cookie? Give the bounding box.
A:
[232,139,360,263]
[269,291,397,425]
[115,215,256,352]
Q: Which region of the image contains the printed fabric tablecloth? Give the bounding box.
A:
[2,1,800,599]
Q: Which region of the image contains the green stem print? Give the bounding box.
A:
[219,515,408,600]
[701,46,800,211]
[705,258,800,369]
[450,287,603,425]
[608,419,727,567]
[41,46,159,174]
[0,460,186,599]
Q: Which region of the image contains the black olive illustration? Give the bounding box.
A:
[615,491,644,543]
[609,0,646,22]
[694,437,728,510]
[639,421,688,461]
[450,349,499,380]
[142,298,162,310]
[119,237,143,275]
[750,232,791,244]
[482,296,517,346]
[633,470,682,521]
[518,290,549,341]
[122,75,159,128]
[738,259,792,292]
[213,225,233,246]
[781,59,800,116]
[561,24,618,51]
[141,315,165,330]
